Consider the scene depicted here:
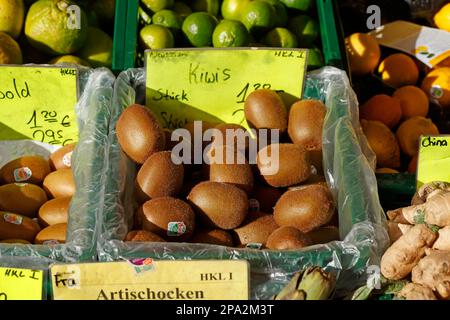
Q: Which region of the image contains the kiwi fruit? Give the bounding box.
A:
[136,151,184,202]
[191,229,234,247]
[274,184,335,233]
[232,212,278,246]
[212,123,250,152]
[266,226,312,250]
[257,143,311,187]
[125,230,165,242]
[187,181,248,230]
[250,185,284,213]
[0,156,51,185]
[288,99,326,150]
[43,169,76,198]
[0,183,48,218]
[244,89,288,133]
[307,226,340,245]
[38,196,71,227]
[116,104,166,164]
[0,212,41,242]
[138,197,195,241]
[34,223,67,244]
[50,143,76,170]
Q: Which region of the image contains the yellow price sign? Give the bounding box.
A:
[51,260,250,300]
[0,267,44,300]
[0,66,79,146]
[145,48,308,130]
[417,135,450,188]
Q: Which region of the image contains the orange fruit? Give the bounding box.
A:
[360,94,402,129]
[408,155,418,174]
[434,3,450,32]
[393,86,429,119]
[378,53,419,88]
[376,168,400,174]
[436,57,450,68]
[361,120,401,169]
[396,116,439,157]
[421,67,450,108]
[345,33,380,76]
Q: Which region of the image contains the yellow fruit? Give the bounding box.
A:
[0,31,22,64]
[421,67,450,108]
[396,117,439,157]
[393,86,429,119]
[434,3,450,32]
[379,53,419,88]
[361,120,401,169]
[345,33,381,76]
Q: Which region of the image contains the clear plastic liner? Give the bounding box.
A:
[0,68,116,268]
[99,67,389,299]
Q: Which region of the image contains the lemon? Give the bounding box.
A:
[0,0,24,38]
[0,31,22,64]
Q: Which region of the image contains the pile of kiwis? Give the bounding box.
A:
[116,89,339,250]
[0,144,76,245]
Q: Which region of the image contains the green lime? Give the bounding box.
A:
[182,12,218,47]
[173,2,192,19]
[49,55,91,67]
[240,0,276,33]
[279,0,313,11]
[307,47,324,70]
[261,0,288,27]
[152,9,183,32]
[212,19,249,48]
[24,0,88,55]
[142,0,174,12]
[78,27,112,67]
[262,27,298,48]
[140,24,174,49]
[0,0,24,38]
[288,14,319,46]
[221,0,251,20]
[0,31,22,64]
[192,0,220,16]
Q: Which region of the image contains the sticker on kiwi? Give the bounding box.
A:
[246,243,263,250]
[13,167,32,182]
[248,199,260,212]
[3,213,23,225]
[127,258,155,274]
[167,222,187,237]
[63,151,73,168]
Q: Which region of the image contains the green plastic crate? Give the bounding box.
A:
[112,0,346,71]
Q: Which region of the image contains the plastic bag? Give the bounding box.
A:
[99,67,389,299]
[0,68,116,268]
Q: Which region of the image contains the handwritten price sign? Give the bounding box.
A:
[0,66,78,146]
[0,267,44,300]
[145,48,308,130]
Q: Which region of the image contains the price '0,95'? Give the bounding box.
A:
[26,110,73,146]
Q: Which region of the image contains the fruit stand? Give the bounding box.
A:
[0,0,450,302]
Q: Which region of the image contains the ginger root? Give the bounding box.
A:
[433,227,450,251]
[412,182,450,205]
[411,250,450,300]
[387,221,413,244]
[397,283,437,300]
[381,224,437,280]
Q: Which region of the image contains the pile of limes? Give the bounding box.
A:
[137,0,324,69]
[0,0,115,68]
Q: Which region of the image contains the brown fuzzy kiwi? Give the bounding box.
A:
[50,143,76,170]
[191,229,234,247]
[244,89,288,133]
[136,151,184,202]
[213,123,250,151]
[288,99,326,150]
[0,183,48,218]
[34,223,67,244]
[125,230,165,242]
[266,226,312,250]
[274,184,335,233]
[43,169,76,198]
[187,181,248,230]
[257,143,311,187]
[116,104,166,164]
[232,212,278,246]
[250,185,284,213]
[0,156,51,185]
[307,226,340,245]
[139,197,195,241]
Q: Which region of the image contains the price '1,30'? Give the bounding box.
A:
[26,110,73,146]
